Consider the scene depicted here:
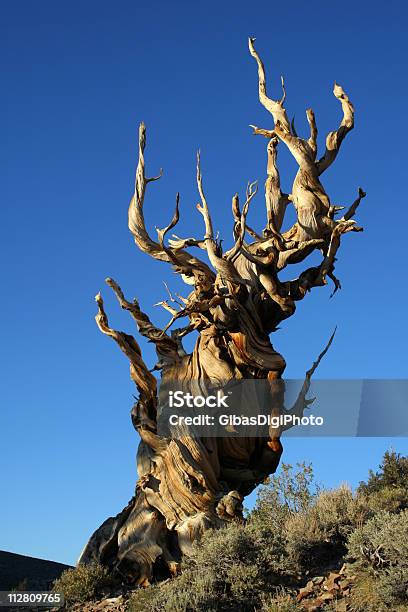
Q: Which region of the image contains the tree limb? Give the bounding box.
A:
[248,38,291,132]
[128,123,214,285]
[316,83,354,175]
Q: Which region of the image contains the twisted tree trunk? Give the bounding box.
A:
[79,39,365,585]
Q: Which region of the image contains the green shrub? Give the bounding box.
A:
[254,462,317,522]
[250,468,368,575]
[347,509,408,567]
[278,485,367,574]
[363,485,408,514]
[345,570,387,612]
[311,485,368,536]
[151,565,220,612]
[347,510,408,607]
[378,565,408,606]
[250,462,318,574]
[357,450,408,499]
[127,585,167,612]
[260,588,301,611]
[53,562,113,605]
[283,510,326,573]
[148,521,273,611]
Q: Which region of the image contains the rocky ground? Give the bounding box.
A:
[63,587,133,612]
[296,564,356,611]
[58,564,358,611]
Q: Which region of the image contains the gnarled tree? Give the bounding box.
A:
[79,39,365,585]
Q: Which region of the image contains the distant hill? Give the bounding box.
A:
[0,550,72,591]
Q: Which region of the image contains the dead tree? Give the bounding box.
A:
[79,39,365,584]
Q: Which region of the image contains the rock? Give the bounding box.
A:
[323,571,341,592]
[320,591,334,601]
[297,585,315,601]
[297,565,357,611]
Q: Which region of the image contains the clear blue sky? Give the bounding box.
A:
[1,1,407,566]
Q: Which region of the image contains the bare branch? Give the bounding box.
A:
[154,300,179,316]
[264,137,290,236]
[196,152,244,284]
[128,123,214,284]
[291,116,298,137]
[225,182,258,262]
[277,239,325,270]
[342,187,366,221]
[163,281,184,308]
[231,193,262,241]
[168,235,206,250]
[95,292,157,400]
[315,220,363,289]
[272,121,316,171]
[282,327,337,430]
[239,244,276,267]
[105,277,180,365]
[249,124,275,139]
[306,108,318,159]
[128,122,167,262]
[305,327,337,379]
[316,83,354,175]
[156,193,180,249]
[248,38,291,132]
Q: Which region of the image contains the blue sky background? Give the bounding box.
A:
[1,0,407,565]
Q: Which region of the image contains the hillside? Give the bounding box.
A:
[0,550,72,591]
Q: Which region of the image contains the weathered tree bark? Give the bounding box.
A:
[79,39,365,585]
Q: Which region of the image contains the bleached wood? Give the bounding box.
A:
[80,41,365,585]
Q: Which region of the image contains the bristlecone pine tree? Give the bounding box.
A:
[79,39,365,585]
